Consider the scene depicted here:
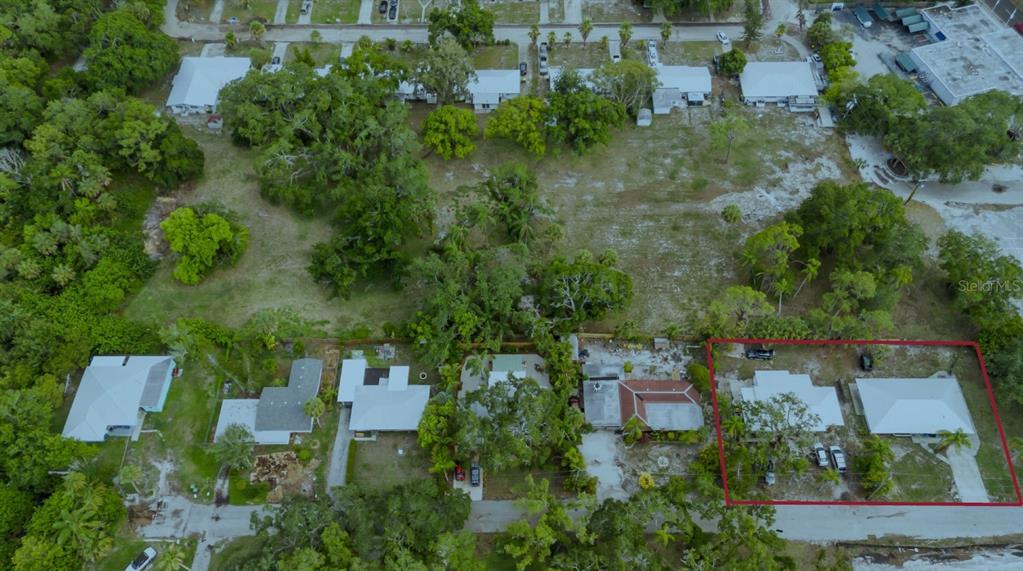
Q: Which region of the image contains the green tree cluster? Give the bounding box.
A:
[422,105,479,159]
[161,205,249,285]
[592,59,660,116]
[427,0,495,49]
[718,47,748,76]
[218,55,435,298]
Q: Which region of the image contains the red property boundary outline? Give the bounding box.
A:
[706,338,1023,507]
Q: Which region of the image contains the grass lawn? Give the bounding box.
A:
[547,43,609,68]
[92,538,198,571]
[122,129,414,334]
[659,41,722,65]
[209,536,263,571]
[583,0,649,23]
[221,0,279,23]
[82,439,131,488]
[349,433,432,491]
[748,37,801,62]
[286,0,302,22]
[485,1,539,23]
[473,44,519,69]
[889,445,955,502]
[229,475,271,504]
[177,0,217,22]
[287,42,342,66]
[484,467,573,500]
[312,0,361,23]
[135,368,223,499]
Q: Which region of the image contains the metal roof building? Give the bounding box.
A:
[583,379,703,431]
[349,366,430,432]
[739,62,819,111]
[856,377,976,435]
[166,57,251,115]
[467,69,520,112]
[214,358,323,445]
[653,66,713,113]
[740,370,844,432]
[63,356,176,442]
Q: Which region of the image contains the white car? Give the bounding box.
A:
[126,547,158,571]
[829,445,847,474]
[716,31,730,44]
[812,443,828,467]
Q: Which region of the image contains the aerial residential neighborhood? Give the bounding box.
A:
[2,0,1023,568]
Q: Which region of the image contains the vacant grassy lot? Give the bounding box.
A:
[548,43,609,69]
[473,44,519,69]
[312,0,361,23]
[349,433,432,491]
[221,0,278,23]
[123,129,413,334]
[420,106,850,332]
[485,1,540,23]
[177,0,216,22]
[583,0,650,22]
[287,41,342,65]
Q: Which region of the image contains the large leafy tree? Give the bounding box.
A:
[592,59,659,116]
[484,96,549,157]
[415,38,476,105]
[718,47,747,76]
[82,10,178,93]
[537,249,633,329]
[427,0,495,50]
[160,206,249,285]
[829,74,926,137]
[213,423,255,473]
[548,69,626,154]
[422,105,479,159]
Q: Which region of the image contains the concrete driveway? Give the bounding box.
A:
[298,0,313,24]
[580,432,627,501]
[946,434,990,503]
[325,407,353,496]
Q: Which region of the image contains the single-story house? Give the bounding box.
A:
[653,66,713,113]
[740,370,844,432]
[63,356,177,442]
[166,56,251,115]
[583,379,704,431]
[467,70,520,112]
[856,377,976,435]
[739,61,818,112]
[349,365,430,433]
[214,358,323,445]
[397,80,437,104]
[338,358,368,404]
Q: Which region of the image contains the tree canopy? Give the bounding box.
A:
[422,105,479,159]
[161,205,249,285]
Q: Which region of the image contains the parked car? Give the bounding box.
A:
[829,445,847,473]
[125,547,158,571]
[270,56,281,65]
[470,463,481,486]
[300,1,311,14]
[745,348,775,360]
[227,16,239,24]
[519,62,527,77]
[539,60,549,77]
[388,5,397,19]
[1014,22,1023,36]
[810,53,822,63]
[764,458,776,486]
[812,442,828,468]
[716,31,730,44]
[860,352,873,372]
[454,465,465,482]
[378,0,387,12]
[611,53,622,63]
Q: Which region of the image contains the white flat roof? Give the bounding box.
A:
[856,377,976,435]
[657,65,712,93]
[739,61,818,99]
[214,399,259,442]
[167,57,251,109]
[386,365,409,391]
[349,384,430,431]
[741,370,844,432]
[338,358,367,403]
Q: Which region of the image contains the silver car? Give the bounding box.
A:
[812,442,828,467]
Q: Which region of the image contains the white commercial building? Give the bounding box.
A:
[739,61,818,111]
[653,66,713,113]
[467,69,520,112]
[856,377,976,435]
[166,57,251,115]
[910,5,1023,105]
[741,370,844,432]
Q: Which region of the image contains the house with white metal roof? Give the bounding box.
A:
[214,358,323,445]
[166,57,251,115]
[653,66,712,113]
[349,365,430,433]
[739,61,818,111]
[62,356,176,442]
[856,377,976,435]
[467,69,520,112]
[740,370,844,432]
[338,358,368,404]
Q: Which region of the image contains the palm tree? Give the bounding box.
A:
[723,415,745,440]
[863,435,895,463]
[660,21,672,46]
[118,463,144,496]
[654,524,676,547]
[464,353,486,377]
[618,22,633,48]
[579,19,593,45]
[154,542,191,571]
[937,429,970,453]
[213,424,255,473]
[303,396,326,427]
[529,24,539,47]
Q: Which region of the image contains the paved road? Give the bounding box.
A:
[324,407,353,496]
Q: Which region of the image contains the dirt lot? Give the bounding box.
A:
[711,342,1018,503]
[349,433,432,491]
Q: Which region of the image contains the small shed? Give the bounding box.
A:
[873,3,894,22]
[894,7,917,18]
[854,5,874,27]
[895,52,918,73]
[907,21,929,33]
[636,108,652,127]
[902,14,923,26]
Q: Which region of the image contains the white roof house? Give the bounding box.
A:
[856,377,976,435]
[740,370,844,432]
[166,57,251,115]
[338,358,368,403]
[653,66,712,114]
[739,62,818,110]
[63,356,176,442]
[467,70,520,112]
[349,371,430,432]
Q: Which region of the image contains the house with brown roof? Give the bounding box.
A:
[582,379,704,431]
